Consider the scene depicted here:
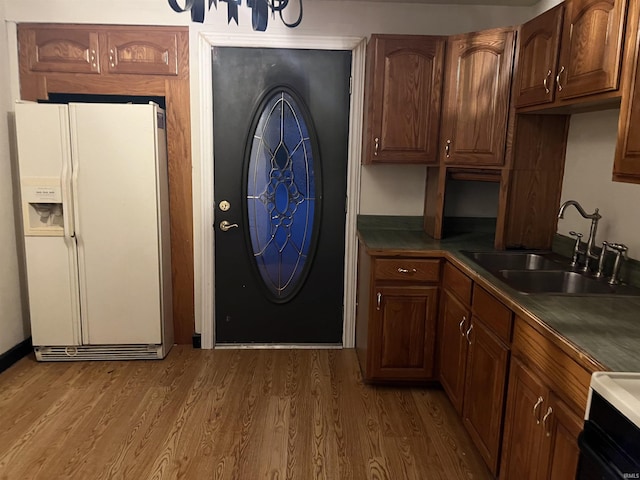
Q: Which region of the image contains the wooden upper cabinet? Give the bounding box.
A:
[514,4,564,107]
[556,0,628,100]
[21,26,100,74]
[440,27,516,167]
[18,25,180,77]
[614,0,640,182]
[362,34,445,164]
[106,30,179,76]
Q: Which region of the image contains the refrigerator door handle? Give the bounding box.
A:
[59,106,75,238]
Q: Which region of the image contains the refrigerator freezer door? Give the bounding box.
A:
[69,103,163,345]
[15,102,80,345]
[25,237,81,346]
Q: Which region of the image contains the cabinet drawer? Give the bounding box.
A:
[374,258,440,282]
[513,319,591,415]
[472,285,513,344]
[443,262,472,305]
[106,30,179,75]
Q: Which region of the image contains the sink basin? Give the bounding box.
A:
[499,270,640,296]
[461,251,562,271]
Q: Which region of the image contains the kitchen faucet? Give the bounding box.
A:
[558,200,602,272]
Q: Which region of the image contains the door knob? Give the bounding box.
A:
[219,220,239,232]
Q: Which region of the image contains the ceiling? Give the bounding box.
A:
[338,0,539,5]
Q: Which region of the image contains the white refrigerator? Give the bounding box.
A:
[15,102,173,361]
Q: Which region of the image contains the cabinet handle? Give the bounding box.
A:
[533,396,544,424]
[109,48,116,68]
[556,66,565,92]
[397,267,417,275]
[459,316,467,336]
[445,139,452,158]
[543,69,552,94]
[90,49,97,69]
[376,292,382,311]
[465,323,473,345]
[542,406,553,436]
[374,137,379,156]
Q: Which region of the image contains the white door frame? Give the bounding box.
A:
[197,32,366,349]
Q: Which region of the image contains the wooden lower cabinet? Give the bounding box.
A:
[437,266,513,475]
[438,289,469,413]
[501,358,583,479]
[355,245,441,382]
[370,285,439,380]
[462,317,510,474]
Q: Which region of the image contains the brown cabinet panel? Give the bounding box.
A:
[363,34,445,164]
[472,285,513,344]
[556,0,628,100]
[370,286,439,380]
[515,4,564,107]
[462,318,510,474]
[106,31,179,76]
[440,28,516,166]
[501,346,584,480]
[374,258,440,282]
[356,250,440,382]
[21,26,100,74]
[614,0,640,181]
[442,262,472,305]
[499,359,549,480]
[438,289,470,414]
[541,393,582,480]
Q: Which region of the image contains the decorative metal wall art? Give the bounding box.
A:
[168,0,302,31]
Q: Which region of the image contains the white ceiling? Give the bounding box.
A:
[332,0,538,5]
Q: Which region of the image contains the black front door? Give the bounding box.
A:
[212,47,351,344]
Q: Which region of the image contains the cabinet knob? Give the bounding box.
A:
[374,137,379,156]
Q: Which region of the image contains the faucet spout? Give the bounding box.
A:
[558,200,602,220]
[557,200,603,271]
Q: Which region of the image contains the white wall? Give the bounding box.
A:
[0,2,29,356]
[558,109,640,260]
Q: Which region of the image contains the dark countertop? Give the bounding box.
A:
[358,216,640,373]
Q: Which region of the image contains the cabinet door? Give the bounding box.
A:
[106,30,179,76]
[499,359,549,480]
[515,5,564,107]
[539,393,582,480]
[438,289,470,414]
[19,26,100,74]
[556,0,627,100]
[440,28,515,166]
[614,0,640,181]
[370,285,438,380]
[462,317,510,474]
[363,35,445,164]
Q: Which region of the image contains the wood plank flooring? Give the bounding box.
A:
[0,347,492,480]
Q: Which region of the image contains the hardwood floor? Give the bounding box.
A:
[0,347,492,479]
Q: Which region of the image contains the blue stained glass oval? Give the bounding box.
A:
[246,89,319,302]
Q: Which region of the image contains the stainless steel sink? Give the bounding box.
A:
[461,251,563,271]
[498,270,640,296]
[461,250,640,296]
